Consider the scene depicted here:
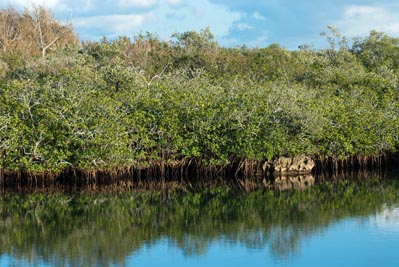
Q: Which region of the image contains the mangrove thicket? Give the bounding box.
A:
[1,7,399,183]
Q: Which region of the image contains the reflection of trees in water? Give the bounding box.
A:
[267,225,316,259]
[0,179,398,266]
[269,226,300,258]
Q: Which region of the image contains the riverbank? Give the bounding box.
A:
[1,154,398,192]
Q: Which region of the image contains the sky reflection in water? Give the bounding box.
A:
[128,207,399,267]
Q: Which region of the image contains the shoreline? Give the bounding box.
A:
[1,154,398,192]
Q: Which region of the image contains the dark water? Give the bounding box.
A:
[1,178,399,267]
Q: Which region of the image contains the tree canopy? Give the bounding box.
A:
[1,7,399,174]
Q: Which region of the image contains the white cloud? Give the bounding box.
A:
[345,5,379,17]
[166,0,182,5]
[253,11,265,20]
[1,0,242,44]
[73,13,149,39]
[79,0,95,12]
[334,4,399,37]
[234,22,253,31]
[72,0,241,41]
[1,0,66,10]
[117,0,157,9]
[131,0,242,40]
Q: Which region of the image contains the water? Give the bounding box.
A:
[129,215,399,267]
[1,179,399,267]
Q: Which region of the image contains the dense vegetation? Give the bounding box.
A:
[1,179,399,266]
[1,7,399,176]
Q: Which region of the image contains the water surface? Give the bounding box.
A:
[1,179,399,266]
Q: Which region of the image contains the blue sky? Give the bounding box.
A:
[2,0,399,49]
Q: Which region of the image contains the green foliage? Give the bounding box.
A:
[352,30,399,72]
[1,20,399,173]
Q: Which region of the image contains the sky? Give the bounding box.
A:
[2,0,399,50]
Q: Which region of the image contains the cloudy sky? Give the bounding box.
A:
[2,0,399,49]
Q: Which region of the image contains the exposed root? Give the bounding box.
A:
[1,153,398,192]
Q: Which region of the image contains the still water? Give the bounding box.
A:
[1,179,399,267]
